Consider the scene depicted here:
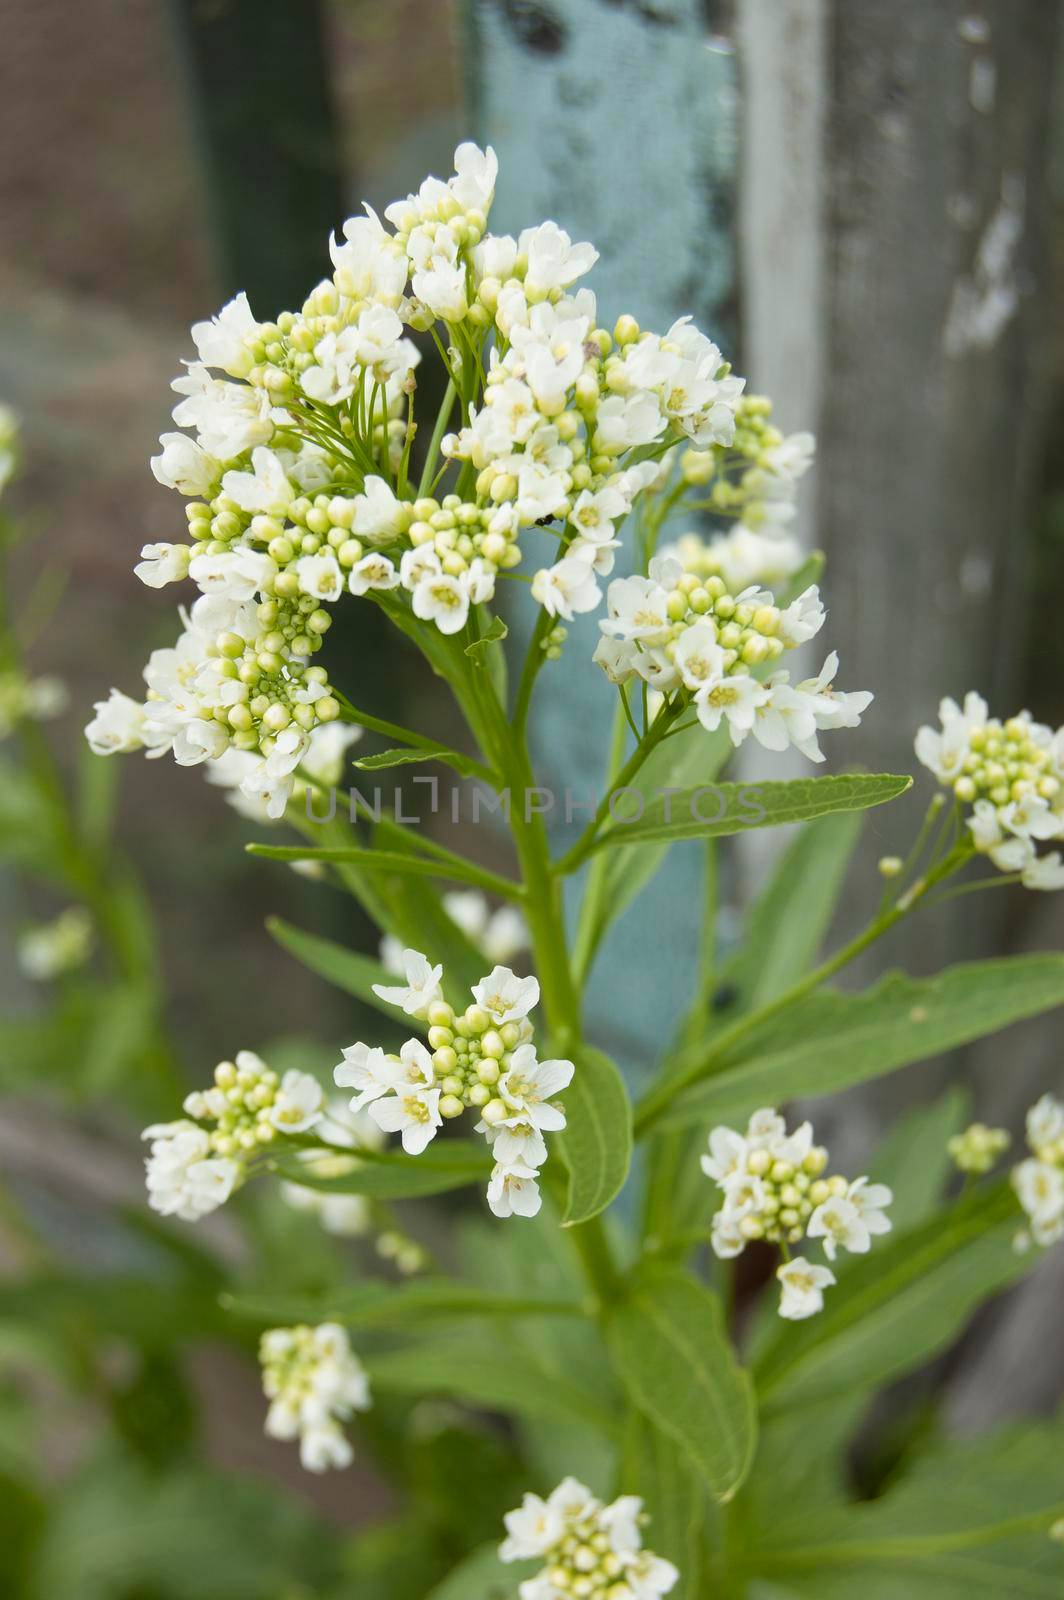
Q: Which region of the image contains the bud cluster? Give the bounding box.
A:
[500,1477,678,1599]
[702,1108,893,1320]
[948,1121,1011,1175]
[335,950,573,1220]
[260,1322,371,1473]
[915,694,1064,891]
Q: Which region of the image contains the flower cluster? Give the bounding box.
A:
[702,1108,893,1319]
[500,1477,678,1599]
[380,889,527,972]
[16,906,93,981]
[142,1050,323,1221]
[335,949,572,1219]
[1012,1093,1064,1248]
[948,1120,1010,1175]
[595,551,870,758]
[0,669,66,740]
[915,694,1064,890]
[659,520,806,598]
[260,1322,370,1472]
[85,592,347,818]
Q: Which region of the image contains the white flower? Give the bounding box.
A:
[471,965,540,1024]
[519,221,598,294]
[222,446,297,517]
[531,557,602,620]
[700,1126,748,1184]
[269,1068,325,1133]
[294,552,345,602]
[761,430,815,483]
[807,1193,872,1260]
[593,635,637,684]
[411,570,471,634]
[711,1208,746,1259]
[693,667,768,746]
[1013,1158,1064,1228]
[142,1120,240,1221]
[151,433,219,496]
[191,291,257,378]
[451,140,499,211]
[330,210,408,303]
[367,1080,442,1154]
[134,542,191,588]
[352,473,409,544]
[171,365,275,456]
[777,584,826,646]
[914,692,988,783]
[349,552,399,595]
[1022,851,1064,891]
[777,1257,836,1320]
[487,1159,542,1218]
[843,1177,893,1241]
[999,792,1062,842]
[499,1046,573,1133]
[500,1491,566,1561]
[371,948,443,1018]
[600,574,672,646]
[84,689,145,754]
[1027,1094,1064,1155]
[334,1041,401,1111]
[189,546,276,601]
[594,392,666,452]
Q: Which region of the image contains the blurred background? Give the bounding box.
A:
[1,1,1063,1594]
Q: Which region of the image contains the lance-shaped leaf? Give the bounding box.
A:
[223,1277,583,1328]
[556,1045,633,1225]
[656,954,1064,1130]
[607,1264,757,1502]
[355,743,490,780]
[269,1140,490,1200]
[753,1184,1030,1411]
[587,773,910,852]
[247,842,521,901]
[265,917,409,1021]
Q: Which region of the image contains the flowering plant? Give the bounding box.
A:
[70,146,1064,1593]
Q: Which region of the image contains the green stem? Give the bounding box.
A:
[554,702,679,877]
[417,378,457,497]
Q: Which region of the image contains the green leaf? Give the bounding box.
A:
[247,842,520,899]
[753,1184,1030,1411]
[366,1331,621,1436]
[620,1411,707,1599]
[556,1045,632,1225]
[355,743,487,779]
[607,1264,757,1502]
[269,1140,490,1200]
[222,1277,583,1327]
[661,954,1064,1130]
[743,1421,1064,1596]
[868,1084,971,1234]
[589,773,911,852]
[265,916,407,1023]
[425,1541,533,1599]
[465,614,508,657]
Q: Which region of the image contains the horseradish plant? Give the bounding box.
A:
[86,146,1064,1596]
